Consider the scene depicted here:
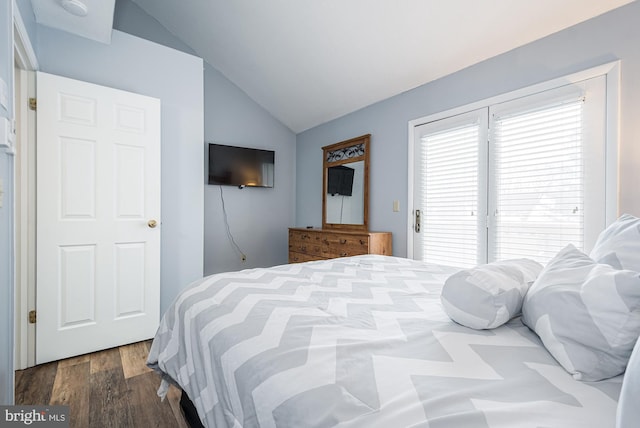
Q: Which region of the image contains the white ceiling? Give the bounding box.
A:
[31,0,115,44]
[32,0,635,133]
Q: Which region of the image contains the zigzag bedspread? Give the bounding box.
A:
[147,255,622,428]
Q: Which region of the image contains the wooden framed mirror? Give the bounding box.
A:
[322,134,370,231]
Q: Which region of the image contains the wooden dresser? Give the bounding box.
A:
[288,228,392,263]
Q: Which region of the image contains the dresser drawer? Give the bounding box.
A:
[288,230,323,257]
[288,228,392,263]
[288,251,322,263]
[323,234,370,258]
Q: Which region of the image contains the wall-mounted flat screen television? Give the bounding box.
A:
[208,143,275,188]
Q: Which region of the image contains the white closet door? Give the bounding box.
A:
[36,72,161,364]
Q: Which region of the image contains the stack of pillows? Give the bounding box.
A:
[440,214,640,426]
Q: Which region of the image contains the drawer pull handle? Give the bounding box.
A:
[340,252,348,257]
[359,239,366,245]
[340,239,347,244]
[301,234,309,239]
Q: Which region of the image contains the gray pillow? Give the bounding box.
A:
[441,259,542,330]
[590,214,640,271]
[617,337,640,428]
[522,244,640,381]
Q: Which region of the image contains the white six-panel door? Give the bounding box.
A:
[36,72,161,364]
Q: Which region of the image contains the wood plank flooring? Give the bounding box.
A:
[15,340,189,428]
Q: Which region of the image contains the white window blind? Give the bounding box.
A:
[419,120,481,267]
[412,75,606,267]
[490,99,585,262]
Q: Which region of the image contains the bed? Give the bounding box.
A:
[147,237,640,428]
[147,215,640,428]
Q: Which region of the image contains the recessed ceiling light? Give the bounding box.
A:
[60,0,89,17]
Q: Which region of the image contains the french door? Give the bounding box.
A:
[411,76,606,267]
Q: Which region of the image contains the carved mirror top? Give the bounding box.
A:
[322,134,370,231]
[326,143,366,163]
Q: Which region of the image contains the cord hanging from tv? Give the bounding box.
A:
[208,143,275,188]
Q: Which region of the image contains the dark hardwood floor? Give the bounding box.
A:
[15,340,189,428]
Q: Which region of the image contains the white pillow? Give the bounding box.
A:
[590,214,640,272]
[522,244,640,381]
[441,259,542,330]
[617,337,640,428]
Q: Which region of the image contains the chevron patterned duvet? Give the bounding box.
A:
[147,255,622,428]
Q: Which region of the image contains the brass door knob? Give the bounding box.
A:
[148,219,158,228]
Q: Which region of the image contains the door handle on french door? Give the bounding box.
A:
[414,210,420,233]
[148,219,158,228]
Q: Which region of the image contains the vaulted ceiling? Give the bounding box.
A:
[31,0,116,44]
[32,0,636,132]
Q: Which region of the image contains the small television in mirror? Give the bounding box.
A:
[208,143,275,188]
[327,165,354,196]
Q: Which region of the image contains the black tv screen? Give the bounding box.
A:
[327,165,354,196]
[208,144,275,188]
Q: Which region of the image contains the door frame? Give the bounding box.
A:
[13,3,38,370]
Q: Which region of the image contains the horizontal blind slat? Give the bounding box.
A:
[420,121,480,268]
[492,100,584,263]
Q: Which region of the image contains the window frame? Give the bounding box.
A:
[407,62,620,260]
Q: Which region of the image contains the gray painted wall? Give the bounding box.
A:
[296,1,640,257]
[36,27,205,313]
[113,0,195,56]
[0,0,14,406]
[203,64,296,275]
[113,0,297,275]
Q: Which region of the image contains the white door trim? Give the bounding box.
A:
[13,0,38,370]
[13,1,39,72]
[13,68,37,370]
